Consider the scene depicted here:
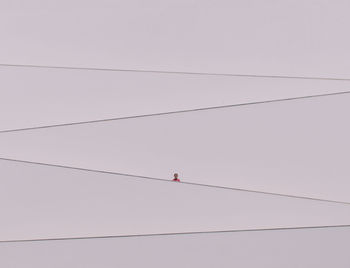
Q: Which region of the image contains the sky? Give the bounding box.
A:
[2,226,350,267]
[1,65,350,131]
[1,0,350,267]
[1,93,349,202]
[1,0,350,78]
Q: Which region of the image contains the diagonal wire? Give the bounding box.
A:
[1,90,350,134]
[1,157,349,206]
[1,224,350,244]
[2,63,350,81]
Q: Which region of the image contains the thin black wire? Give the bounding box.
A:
[2,63,350,81]
[1,157,349,206]
[1,90,350,134]
[1,224,350,244]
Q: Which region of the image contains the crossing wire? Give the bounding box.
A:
[2,63,350,81]
[1,90,350,134]
[0,157,349,206]
[1,224,350,244]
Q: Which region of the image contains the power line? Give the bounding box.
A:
[2,224,350,244]
[1,90,350,134]
[1,157,349,206]
[2,63,350,81]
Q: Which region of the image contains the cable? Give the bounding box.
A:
[2,63,350,81]
[1,90,350,134]
[1,224,350,244]
[0,157,349,206]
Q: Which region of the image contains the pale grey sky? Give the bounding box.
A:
[0,94,349,202]
[1,65,350,131]
[1,159,350,241]
[1,0,350,78]
[2,226,350,268]
[1,1,350,266]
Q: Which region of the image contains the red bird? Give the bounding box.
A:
[172,173,180,182]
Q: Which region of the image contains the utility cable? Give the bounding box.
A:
[1,90,350,134]
[1,224,350,244]
[0,157,349,206]
[2,63,350,81]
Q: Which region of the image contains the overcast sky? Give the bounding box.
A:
[1,1,350,267]
[1,0,350,78]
